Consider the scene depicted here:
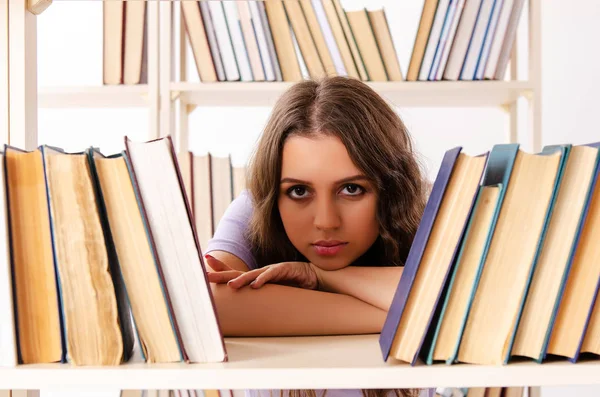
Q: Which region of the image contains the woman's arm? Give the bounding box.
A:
[315,266,403,312]
[207,250,386,336]
[212,283,387,337]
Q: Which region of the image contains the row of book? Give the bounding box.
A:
[175,151,246,252]
[408,0,526,81]
[380,141,600,366]
[103,0,525,85]
[0,136,227,366]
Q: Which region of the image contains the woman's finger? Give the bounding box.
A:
[207,270,243,284]
[227,268,268,289]
[205,254,231,272]
[250,266,281,289]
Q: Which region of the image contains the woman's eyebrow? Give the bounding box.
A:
[280,175,370,184]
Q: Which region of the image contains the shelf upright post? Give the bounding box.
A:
[159,0,175,140]
[8,0,37,150]
[147,0,160,140]
[176,1,190,155]
[0,0,8,146]
[528,0,542,153]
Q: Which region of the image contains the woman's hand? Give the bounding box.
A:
[205,254,321,290]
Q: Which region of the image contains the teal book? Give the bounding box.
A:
[426,143,520,365]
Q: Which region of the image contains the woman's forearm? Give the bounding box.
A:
[211,283,387,337]
[316,266,403,311]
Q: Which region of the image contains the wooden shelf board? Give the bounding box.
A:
[38,85,149,108]
[1,334,598,389]
[174,81,534,108]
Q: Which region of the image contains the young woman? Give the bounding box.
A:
[204,76,430,397]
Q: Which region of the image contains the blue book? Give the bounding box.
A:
[379,147,487,365]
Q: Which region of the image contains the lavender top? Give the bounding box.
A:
[205,190,434,397]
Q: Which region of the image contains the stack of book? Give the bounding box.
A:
[0,137,227,366]
[381,141,600,366]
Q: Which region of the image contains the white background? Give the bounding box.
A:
[35,0,600,395]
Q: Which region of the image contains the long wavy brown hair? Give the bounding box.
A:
[244,77,427,397]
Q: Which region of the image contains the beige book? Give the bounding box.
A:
[6,148,62,364]
[232,166,247,199]
[194,154,214,252]
[123,0,146,85]
[103,0,124,85]
[406,0,438,81]
[177,151,193,210]
[466,388,485,397]
[299,0,337,76]
[547,169,600,359]
[458,150,562,365]
[512,146,599,359]
[121,392,143,397]
[431,186,500,362]
[581,290,600,355]
[389,153,487,362]
[368,8,403,81]
[93,153,182,363]
[332,0,368,80]
[486,388,502,397]
[181,0,217,82]
[43,148,124,365]
[211,155,234,231]
[284,0,326,79]
[321,0,357,78]
[345,9,387,81]
[503,387,524,397]
[264,0,302,82]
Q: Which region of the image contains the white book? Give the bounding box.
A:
[311,0,347,76]
[0,153,17,367]
[459,0,496,80]
[199,1,226,82]
[434,0,467,80]
[490,0,525,80]
[475,0,506,80]
[418,0,450,81]
[443,0,483,80]
[248,0,276,81]
[207,1,241,81]
[428,0,460,80]
[237,1,265,81]
[125,137,227,363]
[483,0,515,79]
[257,1,283,81]
[222,1,253,81]
[291,25,310,80]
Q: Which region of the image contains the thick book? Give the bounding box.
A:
[40,145,134,365]
[124,136,227,363]
[379,147,487,364]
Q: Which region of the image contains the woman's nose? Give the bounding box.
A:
[313,197,341,231]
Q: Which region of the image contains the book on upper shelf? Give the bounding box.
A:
[380,140,600,366]
[170,0,527,83]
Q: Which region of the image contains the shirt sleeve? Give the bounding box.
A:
[205,189,258,270]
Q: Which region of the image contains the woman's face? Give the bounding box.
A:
[278,134,380,270]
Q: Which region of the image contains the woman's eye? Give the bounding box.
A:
[341,184,364,196]
[287,186,308,199]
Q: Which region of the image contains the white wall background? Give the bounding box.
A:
[35,0,600,396]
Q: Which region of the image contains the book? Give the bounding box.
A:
[125,136,227,363]
[5,146,65,364]
[181,0,218,83]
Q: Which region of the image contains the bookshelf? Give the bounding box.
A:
[3,0,579,393]
[2,335,600,390]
